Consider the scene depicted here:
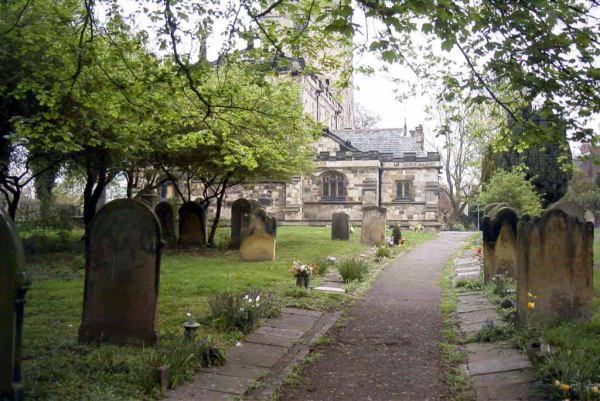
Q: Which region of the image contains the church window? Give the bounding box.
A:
[321,171,347,201]
[396,180,413,200]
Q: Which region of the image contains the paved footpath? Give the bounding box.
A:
[279,232,472,401]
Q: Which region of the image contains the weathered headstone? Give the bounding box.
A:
[483,203,499,216]
[361,206,387,246]
[178,201,207,248]
[79,199,161,345]
[155,201,176,243]
[584,210,595,224]
[239,209,277,261]
[331,212,350,241]
[230,198,261,249]
[516,205,594,326]
[548,200,585,222]
[482,207,518,282]
[0,212,29,401]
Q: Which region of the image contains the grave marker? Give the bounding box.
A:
[0,212,29,401]
[331,212,350,241]
[239,209,277,261]
[79,199,161,345]
[155,201,176,243]
[517,204,594,325]
[482,207,518,282]
[230,198,261,249]
[361,206,387,246]
[178,201,207,248]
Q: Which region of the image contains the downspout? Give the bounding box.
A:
[378,162,383,207]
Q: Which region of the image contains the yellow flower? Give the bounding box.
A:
[528,302,535,310]
[591,386,599,393]
[559,383,570,392]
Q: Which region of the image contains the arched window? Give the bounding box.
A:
[321,171,347,201]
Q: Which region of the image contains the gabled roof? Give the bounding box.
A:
[329,128,425,157]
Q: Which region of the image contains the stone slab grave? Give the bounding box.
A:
[166,308,331,401]
[155,201,176,243]
[517,201,594,326]
[239,208,277,262]
[178,201,207,248]
[230,198,262,249]
[360,206,387,246]
[331,212,350,241]
[79,199,161,346]
[453,251,538,401]
[482,206,518,283]
[1,211,29,401]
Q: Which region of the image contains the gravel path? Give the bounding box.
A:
[278,232,472,401]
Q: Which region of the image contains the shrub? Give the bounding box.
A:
[137,336,225,394]
[376,247,391,258]
[337,257,369,283]
[206,289,278,333]
[308,256,330,276]
[392,225,402,244]
[479,169,542,215]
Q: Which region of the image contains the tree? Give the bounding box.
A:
[563,169,600,212]
[352,103,381,129]
[482,109,573,208]
[318,1,599,145]
[479,169,542,216]
[431,98,497,226]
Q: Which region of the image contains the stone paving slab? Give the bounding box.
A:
[314,285,345,293]
[167,387,234,401]
[245,332,298,348]
[315,281,345,289]
[199,363,268,380]
[454,252,537,401]
[264,313,318,332]
[226,342,288,368]
[283,307,322,318]
[181,372,254,395]
[255,325,304,339]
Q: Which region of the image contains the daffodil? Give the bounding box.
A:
[591,386,599,393]
[559,383,570,392]
[528,302,535,310]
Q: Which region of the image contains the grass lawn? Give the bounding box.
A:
[21,226,434,400]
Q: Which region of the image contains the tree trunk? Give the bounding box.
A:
[207,179,228,247]
[7,190,20,221]
[33,163,58,221]
[83,165,109,268]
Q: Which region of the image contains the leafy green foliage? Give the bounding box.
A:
[563,169,600,212]
[206,289,279,333]
[479,170,542,215]
[376,246,391,258]
[337,257,369,282]
[308,255,330,277]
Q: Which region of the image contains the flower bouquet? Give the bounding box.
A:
[291,260,314,288]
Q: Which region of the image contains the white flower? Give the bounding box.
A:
[256,303,260,308]
[244,295,249,300]
[256,295,261,302]
[240,307,245,312]
[236,341,242,347]
[186,312,192,318]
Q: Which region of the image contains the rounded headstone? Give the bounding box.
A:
[178,201,207,247]
[79,199,161,345]
[155,201,176,242]
[331,212,350,241]
[231,198,261,249]
[548,200,585,222]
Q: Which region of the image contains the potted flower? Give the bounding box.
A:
[290,260,314,289]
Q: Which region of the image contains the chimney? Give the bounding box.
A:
[410,124,424,150]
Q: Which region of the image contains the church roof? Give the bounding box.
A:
[329,128,425,157]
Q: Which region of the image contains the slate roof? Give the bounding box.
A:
[329,128,426,157]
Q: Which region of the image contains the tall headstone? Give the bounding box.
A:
[331,212,350,241]
[517,204,594,326]
[230,198,261,249]
[155,201,176,243]
[482,207,518,282]
[178,201,207,248]
[79,199,161,345]
[0,212,28,401]
[361,206,387,246]
[239,209,277,261]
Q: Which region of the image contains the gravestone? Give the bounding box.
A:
[361,206,387,246]
[239,209,277,261]
[516,204,594,326]
[584,210,595,224]
[140,189,160,209]
[155,202,176,243]
[79,199,161,345]
[331,212,350,241]
[483,203,499,216]
[230,198,261,249]
[178,201,207,248]
[482,207,518,282]
[1,212,28,401]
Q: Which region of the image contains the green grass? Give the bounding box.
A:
[20,226,433,400]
